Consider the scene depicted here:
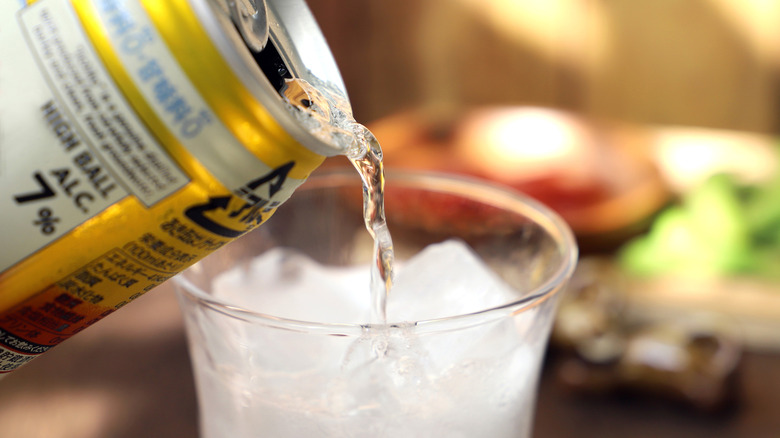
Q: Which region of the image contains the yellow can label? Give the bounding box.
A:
[0,0,325,371]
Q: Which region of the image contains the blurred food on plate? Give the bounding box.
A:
[368,106,672,249]
[552,258,742,413]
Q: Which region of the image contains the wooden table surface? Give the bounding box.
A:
[1,283,778,438]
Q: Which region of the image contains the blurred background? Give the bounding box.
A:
[311,1,780,436]
[308,2,780,435]
[2,1,780,437]
[313,0,780,132]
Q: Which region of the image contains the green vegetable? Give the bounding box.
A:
[619,171,777,278]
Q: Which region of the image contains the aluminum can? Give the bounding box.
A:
[0,0,348,372]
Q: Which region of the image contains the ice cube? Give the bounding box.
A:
[212,248,370,324]
[382,239,531,383]
[387,239,520,322]
[195,241,544,437]
[332,322,538,437]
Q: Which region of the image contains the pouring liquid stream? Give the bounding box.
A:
[347,129,394,325]
[282,78,395,325]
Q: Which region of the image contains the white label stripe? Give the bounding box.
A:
[92,0,296,202]
[20,0,189,207]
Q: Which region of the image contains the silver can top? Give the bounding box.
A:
[196,0,352,157]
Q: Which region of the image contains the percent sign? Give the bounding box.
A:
[34,207,60,235]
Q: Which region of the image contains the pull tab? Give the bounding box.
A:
[227,0,269,52]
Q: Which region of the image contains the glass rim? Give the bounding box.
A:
[174,168,578,337]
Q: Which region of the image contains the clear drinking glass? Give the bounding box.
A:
[174,168,578,438]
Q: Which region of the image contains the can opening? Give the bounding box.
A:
[252,40,292,93]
